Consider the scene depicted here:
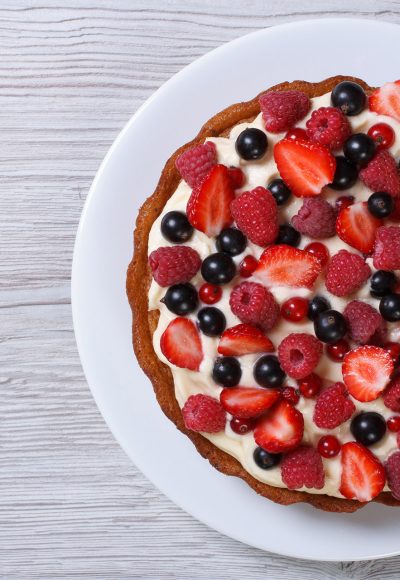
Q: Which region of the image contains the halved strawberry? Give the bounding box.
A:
[220,387,280,419]
[186,164,235,237]
[339,442,386,502]
[254,245,321,289]
[217,323,274,356]
[160,317,203,371]
[336,201,381,254]
[253,399,304,453]
[342,345,394,402]
[274,138,336,197]
[369,80,400,122]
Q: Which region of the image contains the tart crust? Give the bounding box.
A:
[127,76,400,512]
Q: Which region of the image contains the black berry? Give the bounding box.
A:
[235,128,268,160]
[212,357,242,387]
[308,296,331,321]
[367,191,394,218]
[254,355,286,388]
[253,447,282,469]
[350,412,386,447]
[216,227,247,256]
[314,309,347,344]
[331,81,366,116]
[343,133,376,166]
[276,224,300,247]
[379,293,400,322]
[267,178,291,205]
[197,307,226,337]
[370,270,397,297]
[162,283,198,315]
[161,211,193,243]
[330,156,358,190]
[201,252,236,285]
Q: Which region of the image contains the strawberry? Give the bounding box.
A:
[339,442,386,502]
[336,201,381,254]
[254,245,321,289]
[253,399,304,454]
[273,138,336,197]
[369,80,400,122]
[186,164,235,237]
[220,387,280,419]
[160,317,203,371]
[342,345,394,402]
[217,323,274,356]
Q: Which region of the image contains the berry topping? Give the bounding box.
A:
[370,270,397,297]
[230,417,256,435]
[259,90,310,133]
[326,339,350,362]
[216,227,247,256]
[343,133,376,166]
[163,283,198,315]
[380,294,400,322]
[278,333,323,380]
[306,106,351,150]
[369,80,400,121]
[218,323,274,357]
[343,300,385,345]
[385,342,400,365]
[235,128,268,160]
[330,156,358,191]
[199,282,222,305]
[350,412,387,447]
[385,451,400,500]
[298,373,322,398]
[307,295,331,321]
[254,355,286,388]
[313,382,355,429]
[342,346,394,402]
[267,178,292,206]
[161,211,193,243]
[229,281,279,331]
[291,197,336,239]
[373,226,400,271]
[304,242,330,267]
[314,309,347,344]
[149,246,201,287]
[359,150,400,197]
[230,186,278,247]
[325,249,371,297]
[285,127,308,141]
[212,357,242,387]
[280,445,325,490]
[254,245,321,289]
[331,81,366,116]
[182,394,226,433]
[368,122,395,151]
[239,255,258,278]
[276,224,301,247]
[281,296,309,322]
[187,164,235,237]
[228,166,245,189]
[176,141,217,188]
[197,307,226,337]
[220,387,280,419]
[254,399,304,454]
[281,386,300,405]
[335,195,355,212]
[367,192,394,218]
[339,442,385,502]
[383,376,400,412]
[274,138,336,197]
[253,447,282,469]
[336,202,381,254]
[317,435,341,458]
[201,252,236,285]
[160,318,203,371]
[387,416,400,432]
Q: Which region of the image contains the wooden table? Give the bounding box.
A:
[3,2,400,577]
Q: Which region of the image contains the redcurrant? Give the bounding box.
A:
[298,373,322,398]
[228,166,245,189]
[384,342,400,365]
[280,386,300,405]
[367,123,395,151]
[387,416,400,432]
[317,435,341,458]
[230,417,256,435]
[239,255,258,278]
[326,339,350,362]
[281,297,309,322]
[285,127,308,141]
[304,242,330,267]
[199,283,222,305]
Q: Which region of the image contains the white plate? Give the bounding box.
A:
[72,18,400,561]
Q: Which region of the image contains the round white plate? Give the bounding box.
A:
[72,18,400,561]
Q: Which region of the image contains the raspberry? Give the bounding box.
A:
[359,150,400,197]
[259,90,311,133]
[230,187,278,247]
[385,451,400,500]
[383,377,400,412]
[280,446,325,490]
[277,333,323,379]
[313,382,355,429]
[229,281,279,331]
[344,300,385,345]
[325,249,371,297]
[306,106,351,150]
[373,226,400,271]
[182,394,226,433]
[291,197,336,239]
[175,141,217,188]
[149,246,201,287]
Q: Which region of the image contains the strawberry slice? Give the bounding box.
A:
[339,442,386,502]
[342,345,394,402]
[186,164,235,237]
[160,317,203,371]
[369,80,400,122]
[217,323,274,356]
[220,387,280,419]
[336,201,381,254]
[254,245,321,289]
[274,138,336,197]
[254,399,304,453]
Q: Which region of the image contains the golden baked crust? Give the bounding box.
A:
[127,75,400,512]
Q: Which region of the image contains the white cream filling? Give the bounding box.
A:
[147,91,400,498]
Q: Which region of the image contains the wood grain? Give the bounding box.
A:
[3,1,400,577]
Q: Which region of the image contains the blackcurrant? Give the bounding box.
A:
[201,252,236,285]
[216,227,247,256]
[276,224,301,247]
[330,156,358,190]
[350,412,387,447]
[197,307,226,337]
[162,283,198,315]
[267,178,291,205]
[235,128,268,160]
[367,191,394,218]
[307,296,331,321]
[212,357,242,387]
[254,355,286,388]
[314,309,347,344]
[343,133,376,166]
[253,447,282,469]
[370,270,397,297]
[331,81,366,116]
[380,294,400,322]
[161,211,193,243]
